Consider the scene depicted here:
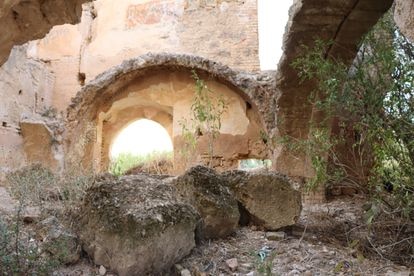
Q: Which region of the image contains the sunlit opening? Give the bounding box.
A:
[238,159,272,171]
[110,119,173,158]
[258,0,293,70]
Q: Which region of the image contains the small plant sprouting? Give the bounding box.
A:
[179,70,228,168]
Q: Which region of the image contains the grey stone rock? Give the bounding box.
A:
[99,265,106,276]
[225,258,238,271]
[172,166,239,239]
[223,170,302,230]
[37,216,81,265]
[77,174,199,276]
[266,231,287,241]
[180,269,192,276]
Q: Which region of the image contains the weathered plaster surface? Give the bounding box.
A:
[0,0,261,175]
[1,0,411,185]
[0,46,55,176]
[66,54,273,173]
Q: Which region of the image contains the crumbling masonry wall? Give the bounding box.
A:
[0,0,260,176]
[1,0,413,202]
[65,54,275,174]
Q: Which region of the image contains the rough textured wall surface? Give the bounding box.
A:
[0,0,260,176]
[7,0,259,112]
[1,0,411,184]
[65,54,274,173]
[81,0,259,79]
[0,0,87,65]
[394,0,414,42]
[0,45,55,176]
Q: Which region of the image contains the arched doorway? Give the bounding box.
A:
[109,119,173,174]
[65,54,270,174]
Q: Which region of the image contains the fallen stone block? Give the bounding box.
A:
[223,170,302,230]
[172,166,240,239]
[77,174,199,276]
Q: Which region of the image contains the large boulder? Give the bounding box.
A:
[223,170,302,230]
[172,166,240,239]
[77,174,199,276]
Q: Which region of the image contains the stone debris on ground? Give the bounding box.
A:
[1,176,413,275]
[99,265,107,276]
[225,258,238,271]
[265,231,287,241]
[178,227,411,276]
[37,216,81,265]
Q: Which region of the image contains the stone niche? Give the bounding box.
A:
[69,69,268,174]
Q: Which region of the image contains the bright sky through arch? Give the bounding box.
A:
[110,119,173,158]
[258,0,293,70]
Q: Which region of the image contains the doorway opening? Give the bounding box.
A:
[109,119,173,175]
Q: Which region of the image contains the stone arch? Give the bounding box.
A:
[273,0,394,179]
[65,53,271,173]
[101,108,173,172]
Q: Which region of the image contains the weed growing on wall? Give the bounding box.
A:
[179,71,228,168]
[291,12,414,264]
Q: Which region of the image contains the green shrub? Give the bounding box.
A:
[291,12,414,264]
[6,164,56,212]
[292,12,414,212]
[2,165,62,274]
[2,165,96,274]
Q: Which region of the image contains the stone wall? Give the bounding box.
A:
[65,54,273,174]
[97,71,267,173]
[21,0,259,111]
[0,45,55,176]
[1,0,413,203]
[0,0,260,176]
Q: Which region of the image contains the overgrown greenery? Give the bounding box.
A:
[1,165,95,274]
[179,71,228,168]
[1,166,59,274]
[0,217,62,275]
[291,13,414,264]
[109,151,173,176]
[7,165,56,213]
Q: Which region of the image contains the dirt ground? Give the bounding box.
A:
[175,198,412,276]
[0,187,412,276]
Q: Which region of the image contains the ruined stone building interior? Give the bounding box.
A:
[0,0,413,275]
